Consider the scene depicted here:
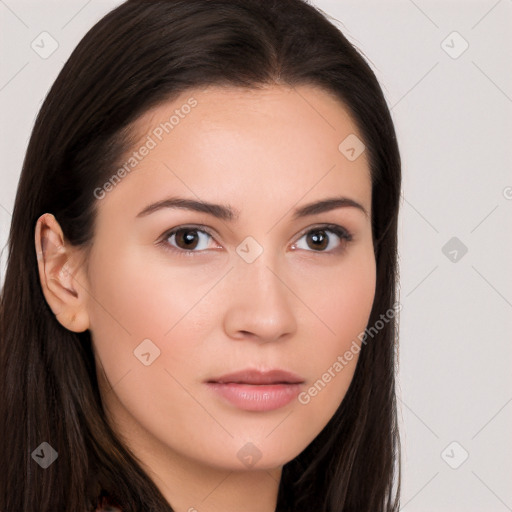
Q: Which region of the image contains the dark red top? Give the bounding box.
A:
[94,495,123,511]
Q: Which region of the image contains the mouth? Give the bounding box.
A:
[206,368,305,385]
[205,368,305,412]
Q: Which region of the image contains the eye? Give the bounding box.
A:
[160,226,218,256]
[291,224,353,254]
[158,223,353,257]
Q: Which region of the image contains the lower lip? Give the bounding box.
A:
[206,382,302,411]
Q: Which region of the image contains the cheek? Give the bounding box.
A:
[87,242,215,333]
[324,259,376,338]
[298,246,376,350]
[294,252,376,422]
[84,251,207,392]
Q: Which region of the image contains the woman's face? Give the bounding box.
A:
[80,85,376,473]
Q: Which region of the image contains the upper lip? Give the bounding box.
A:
[207,369,304,385]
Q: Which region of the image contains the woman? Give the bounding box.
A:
[0,1,402,511]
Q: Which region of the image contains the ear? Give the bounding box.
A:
[35,213,90,333]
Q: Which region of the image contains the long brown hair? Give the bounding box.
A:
[0,1,402,510]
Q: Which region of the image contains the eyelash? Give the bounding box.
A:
[158,223,353,258]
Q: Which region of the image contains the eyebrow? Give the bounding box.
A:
[136,195,368,221]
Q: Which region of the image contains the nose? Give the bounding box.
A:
[222,255,297,344]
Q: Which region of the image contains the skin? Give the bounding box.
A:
[35,84,376,512]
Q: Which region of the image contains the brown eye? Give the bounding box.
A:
[292,225,353,254]
[162,227,215,254]
[173,228,201,250]
[306,230,329,251]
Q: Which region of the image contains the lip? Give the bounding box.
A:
[207,369,304,385]
[205,369,305,412]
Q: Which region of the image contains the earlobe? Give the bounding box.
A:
[34,213,90,333]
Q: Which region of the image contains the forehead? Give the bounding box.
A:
[97,84,371,222]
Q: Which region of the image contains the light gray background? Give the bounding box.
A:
[1,1,511,510]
